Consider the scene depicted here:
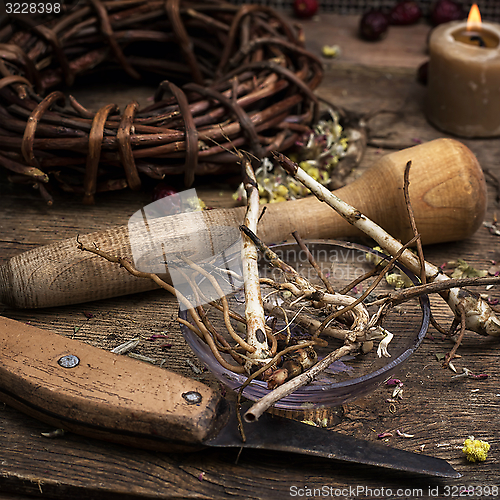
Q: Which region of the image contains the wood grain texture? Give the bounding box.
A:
[0,316,226,451]
[0,12,499,499]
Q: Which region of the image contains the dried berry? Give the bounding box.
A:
[293,0,318,19]
[359,9,390,41]
[389,1,422,25]
[429,0,465,26]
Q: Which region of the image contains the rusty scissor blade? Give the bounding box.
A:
[207,406,461,478]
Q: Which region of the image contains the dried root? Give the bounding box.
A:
[274,152,500,339]
[77,148,499,419]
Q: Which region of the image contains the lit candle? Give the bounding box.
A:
[426,4,500,137]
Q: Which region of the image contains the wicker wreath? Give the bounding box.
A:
[0,0,323,203]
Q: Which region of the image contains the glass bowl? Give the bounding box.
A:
[178,240,430,409]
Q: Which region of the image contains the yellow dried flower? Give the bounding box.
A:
[276,185,288,197]
[462,437,490,462]
[385,272,413,289]
[321,45,341,58]
[270,195,287,203]
[299,161,311,172]
[308,167,320,181]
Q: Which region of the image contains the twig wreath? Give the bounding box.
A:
[0,0,322,203]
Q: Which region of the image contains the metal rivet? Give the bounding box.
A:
[182,391,202,405]
[58,354,80,368]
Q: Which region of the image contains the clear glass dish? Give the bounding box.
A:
[179,240,430,409]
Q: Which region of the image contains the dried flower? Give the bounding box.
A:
[450,259,487,279]
[385,272,413,289]
[462,436,490,462]
[322,45,341,58]
[233,114,347,204]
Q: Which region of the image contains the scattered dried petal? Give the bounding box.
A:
[396,429,414,438]
[128,352,157,364]
[186,359,202,374]
[484,221,500,236]
[301,420,318,427]
[386,378,401,386]
[392,385,404,399]
[378,432,393,439]
[111,338,140,354]
[146,333,169,341]
[41,428,65,438]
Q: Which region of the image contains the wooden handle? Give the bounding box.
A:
[0,138,486,308]
[0,316,227,451]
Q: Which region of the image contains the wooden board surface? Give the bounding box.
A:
[1,12,500,500]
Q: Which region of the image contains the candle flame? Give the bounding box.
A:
[467,4,482,31]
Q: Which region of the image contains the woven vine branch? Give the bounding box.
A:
[0,0,323,203]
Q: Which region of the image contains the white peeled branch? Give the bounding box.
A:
[241,157,273,372]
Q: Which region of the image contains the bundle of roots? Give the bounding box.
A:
[0,0,322,203]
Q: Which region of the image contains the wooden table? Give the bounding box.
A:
[1,13,499,499]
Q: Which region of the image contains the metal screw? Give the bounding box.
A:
[58,354,80,368]
[182,391,202,404]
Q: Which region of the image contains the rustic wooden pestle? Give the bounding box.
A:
[0,138,487,309]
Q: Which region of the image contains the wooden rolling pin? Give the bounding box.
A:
[0,138,487,309]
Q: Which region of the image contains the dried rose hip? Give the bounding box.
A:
[389,1,422,25]
[359,9,390,41]
[429,0,465,26]
[152,183,182,214]
[152,183,177,201]
[293,0,319,19]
